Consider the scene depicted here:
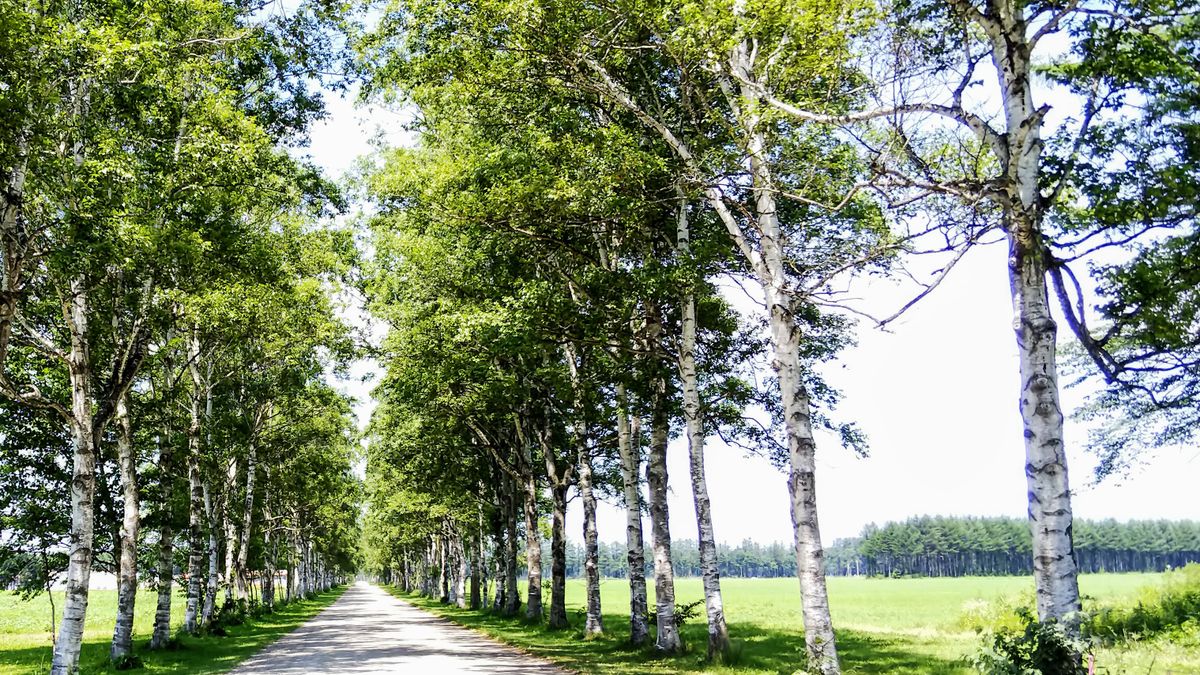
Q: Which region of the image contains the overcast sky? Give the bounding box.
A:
[307,85,1200,548]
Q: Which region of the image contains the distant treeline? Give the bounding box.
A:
[824,516,1200,577]
[537,518,1200,580]
[542,539,797,580]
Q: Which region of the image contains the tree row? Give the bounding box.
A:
[353,0,1198,670]
[0,2,360,672]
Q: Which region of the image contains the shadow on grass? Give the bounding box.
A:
[0,587,346,675]
[385,586,968,675]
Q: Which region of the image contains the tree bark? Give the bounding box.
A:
[184,338,207,633]
[548,483,569,629]
[223,456,238,603]
[492,538,505,611]
[645,345,682,653]
[237,441,257,601]
[522,471,543,620]
[298,543,305,598]
[676,192,731,659]
[422,538,434,597]
[616,384,649,646]
[203,480,220,622]
[578,444,603,636]
[729,39,841,671]
[984,9,1083,629]
[150,437,175,649]
[262,470,276,610]
[470,510,483,609]
[286,534,295,602]
[439,534,450,602]
[1010,229,1081,626]
[184,441,205,633]
[110,393,139,660]
[455,535,468,608]
[566,342,603,636]
[769,291,840,673]
[503,474,520,616]
[51,279,97,675]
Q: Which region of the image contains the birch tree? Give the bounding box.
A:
[0,0,340,667]
[740,0,1199,632]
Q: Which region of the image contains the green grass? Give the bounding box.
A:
[386,574,1199,674]
[0,586,345,675]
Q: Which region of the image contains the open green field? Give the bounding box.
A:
[0,586,345,675]
[393,573,1200,674]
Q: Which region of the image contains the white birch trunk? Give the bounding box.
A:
[770,289,840,674]
[285,536,295,603]
[184,338,206,633]
[645,338,681,652]
[455,536,468,608]
[419,539,430,597]
[150,440,175,649]
[50,279,97,675]
[978,7,1083,628]
[223,457,238,604]
[503,479,520,616]
[616,385,649,645]
[438,534,450,602]
[470,510,483,609]
[675,192,731,658]
[302,538,311,597]
[262,481,275,610]
[110,393,139,659]
[578,446,603,635]
[203,481,220,622]
[730,35,841,671]
[184,445,205,632]
[522,473,543,620]
[548,483,570,629]
[237,441,257,601]
[492,540,504,611]
[566,343,603,636]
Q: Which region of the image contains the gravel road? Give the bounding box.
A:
[229,581,568,674]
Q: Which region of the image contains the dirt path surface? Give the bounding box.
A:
[229,581,567,674]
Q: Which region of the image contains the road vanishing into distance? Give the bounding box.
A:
[230,582,566,674]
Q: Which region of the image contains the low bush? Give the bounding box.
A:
[971,607,1088,675]
[1085,563,1200,645]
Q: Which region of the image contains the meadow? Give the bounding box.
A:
[3,574,1195,674]
[0,587,345,675]
[393,573,1200,674]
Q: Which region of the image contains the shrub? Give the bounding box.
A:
[215,599,248,628]
[248,599,270,618]
[1085,563,1200,645]
[971,607,1088,675]
[646,599,704,628]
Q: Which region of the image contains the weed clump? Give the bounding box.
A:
[111,653,144,670]
[971,607,1088,674]
[1084,563,1200,645]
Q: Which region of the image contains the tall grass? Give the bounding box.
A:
[1086,563,1200,645]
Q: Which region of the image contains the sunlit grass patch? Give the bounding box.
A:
[0,586,345,674]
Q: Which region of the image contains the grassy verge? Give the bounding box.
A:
[381,582,969,674]
[0,586,346,675]
[379,575,1198,675]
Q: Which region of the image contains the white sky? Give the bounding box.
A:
[305,85,1200,548]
